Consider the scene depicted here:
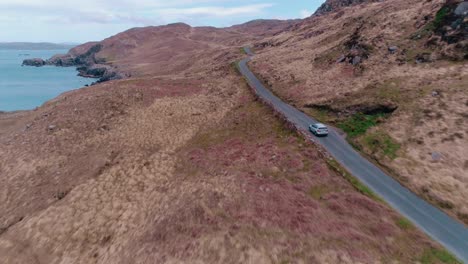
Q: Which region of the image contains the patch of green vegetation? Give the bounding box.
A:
[411,6,450,40]
[326,159,382,202]
[239,47,247,55]
[431,6,450,31]
[338,113,386,138]
[308,185,330,200]
[420,248,461,264]
[395,217,413,230]
[362,131,401,159]
[230,61,240,73]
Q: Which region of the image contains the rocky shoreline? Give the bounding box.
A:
[22,44,122,83]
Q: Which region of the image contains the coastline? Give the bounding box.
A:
[0,49,97,112]
[23,43,123,84]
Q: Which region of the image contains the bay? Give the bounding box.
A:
[0,49,96,111]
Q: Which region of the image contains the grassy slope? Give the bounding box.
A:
[168,66,457,263]
[250,0,468,225]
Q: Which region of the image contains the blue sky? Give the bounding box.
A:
[0,0,326,43]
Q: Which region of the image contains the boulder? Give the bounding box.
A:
[336,55,346,63]
[352,56,362,65]
[415,53,432,63]
[22,58,46,67]
[431,152,443,162]
[388,46,398,54]
[454,2,468,16]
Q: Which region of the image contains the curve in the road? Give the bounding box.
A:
[239,47,468,263]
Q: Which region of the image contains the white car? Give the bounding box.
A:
[309,123,329,136]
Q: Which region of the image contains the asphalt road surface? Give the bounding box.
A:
[239,47,468,263]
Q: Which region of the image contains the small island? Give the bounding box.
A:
[22,58,46,67]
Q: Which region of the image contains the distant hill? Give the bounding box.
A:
[0,42,78,50]
[228,19,300,36]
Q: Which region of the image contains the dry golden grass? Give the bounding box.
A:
[0,67,241,263]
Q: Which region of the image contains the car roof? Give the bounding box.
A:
[315,123,327,128]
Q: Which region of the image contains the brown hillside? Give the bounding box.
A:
[0,12,457,264]
[250,0,468,224]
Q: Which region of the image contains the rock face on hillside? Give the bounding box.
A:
[47,43,121,82]
[22,58,46,67]
[429,0,468,60]
[315,0,382,15]
[21,43,121,83]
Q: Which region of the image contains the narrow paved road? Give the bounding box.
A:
[239,47,468,263]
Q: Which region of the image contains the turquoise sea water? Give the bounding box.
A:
[0,49,96,111]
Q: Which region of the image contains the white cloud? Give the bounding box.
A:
[158,4,273,17]
[0,0,273,26]
[300,9,312,19]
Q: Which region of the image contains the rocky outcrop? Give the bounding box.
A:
[71,44,104,66]
[412,0,468,61]
[315,0,382,15]
[336,25,372,65]
[47,54,76,67]
[21,43,122,83]
[434,1,467,41]
[77,65,108,78]
[76,65,121,83]
[432,0,468,60]
[22,58,46,67]
[44,44,103,68]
